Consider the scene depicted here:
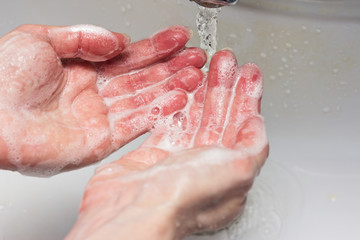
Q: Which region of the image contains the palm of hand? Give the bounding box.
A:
[76,50,269,238]
[0,25,206,175]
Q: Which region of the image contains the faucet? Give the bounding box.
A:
[190,0,239,8]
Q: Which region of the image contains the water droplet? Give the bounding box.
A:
[301,25,307,30]
[272,45,279,50]
[172,112,185,128]
[316,28,322,33]
[327,194,337,203]
[285,89,292,95]
[322,107,331,113]
[260,52,267,58]
[339,81,347,85]
[269,75,276,80]
[309,61,315,66]
[333,68,339,74]
[281,57,287,63]
[246,27,252,32]
[151,107,160,115]
[304,40,309,45]
[285,42,292,48]
[229,33,237,38]
[263,228,271,235]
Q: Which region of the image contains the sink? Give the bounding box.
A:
[0,0,359,239]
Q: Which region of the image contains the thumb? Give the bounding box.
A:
[234,116,269,168]
[17,25,130,62]
[46,24,130,62]
[16,25,130,62]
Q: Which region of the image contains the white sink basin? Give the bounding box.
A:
[1,0,359,239]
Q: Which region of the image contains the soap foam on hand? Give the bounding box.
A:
[144,50,266,155]
[140,52,268,239]
[48,24,130,62]
[0,24,206,177]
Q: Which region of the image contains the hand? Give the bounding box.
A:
[68,50,269,240]
[0,24,206,175]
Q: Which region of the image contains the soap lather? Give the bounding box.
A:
[190,0,239,8]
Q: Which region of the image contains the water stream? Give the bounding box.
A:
[196,6,221,67]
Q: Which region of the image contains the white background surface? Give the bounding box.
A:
[0,0,359,239]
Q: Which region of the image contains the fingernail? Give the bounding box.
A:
[221,47,233,52]
[188,28,193,39]
[123,33,131,45]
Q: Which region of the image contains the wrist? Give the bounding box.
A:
[0,139,11,170]
[119,206,180,240]
[67,205,181,240]
[0,111,15,171]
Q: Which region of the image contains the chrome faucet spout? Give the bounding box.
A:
[190,0,238,8]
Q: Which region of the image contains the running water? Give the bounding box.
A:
[196,6,221,67]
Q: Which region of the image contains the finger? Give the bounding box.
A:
[222,63,264,148]
[99,47,206,97]
[46,24,130,61]
[234,116,269,168]
[142,82,206,150]
[236,63,263,113]
[109,90,188,149]
[97,25,193,77]
[106,67,203,113]
[194,50,238,147]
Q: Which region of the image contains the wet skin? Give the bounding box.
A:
[0,24,206,175]
[0,24,268,239]
[67,50,269,240]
